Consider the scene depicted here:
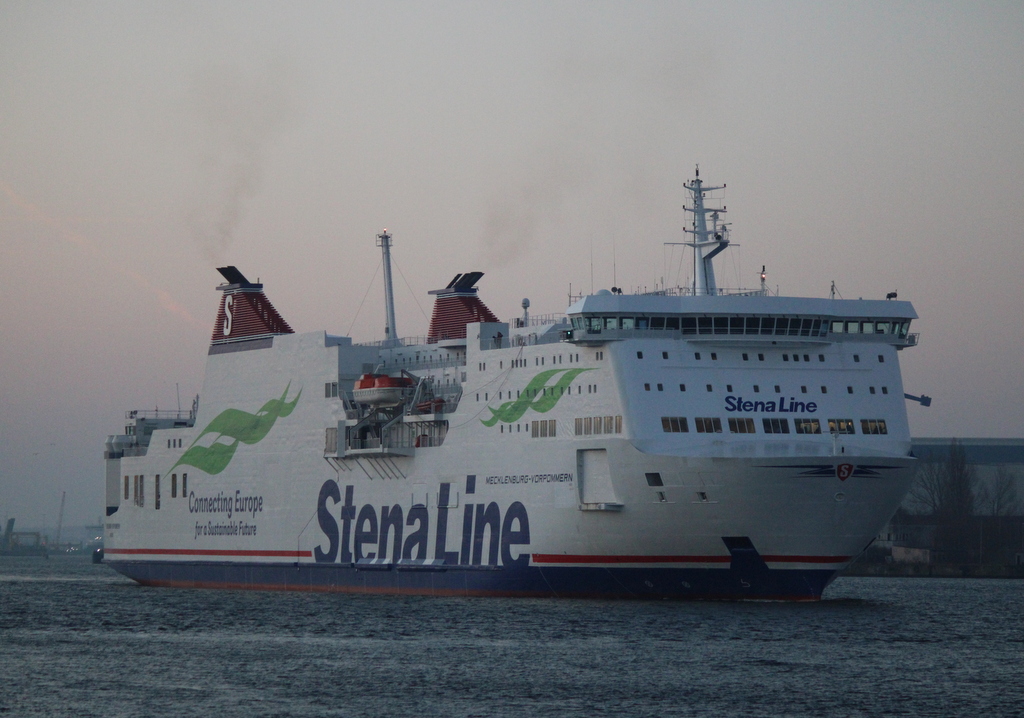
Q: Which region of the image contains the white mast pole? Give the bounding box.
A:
[377,230,399,347]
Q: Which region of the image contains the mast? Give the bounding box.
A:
[55,490,65,548]
[377,230,399,347]
[682,167,728,296]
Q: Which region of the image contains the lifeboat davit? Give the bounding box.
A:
[352,374,414,407]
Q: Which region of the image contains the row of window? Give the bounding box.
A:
[166,438,184,449]
[573,315,912,339]
[575,415,624,436]
[646,350,885,364]
[645,382,890,395]
[123,473,188,509]
[480,383,600,402]
[661,417,889,435]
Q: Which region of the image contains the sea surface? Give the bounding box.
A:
[2,557,1022,717]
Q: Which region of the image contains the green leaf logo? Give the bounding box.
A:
[481,368,593,426]
[171,384,301,475]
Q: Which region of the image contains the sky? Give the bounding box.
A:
[2,1,1023,528]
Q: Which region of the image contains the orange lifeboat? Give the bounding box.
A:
[352,374,413,407]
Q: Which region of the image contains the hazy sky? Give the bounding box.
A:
[2,1,1023,527]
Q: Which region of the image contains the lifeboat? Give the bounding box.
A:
[352,374,414,407]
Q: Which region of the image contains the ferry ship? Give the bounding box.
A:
[102,170,920,600]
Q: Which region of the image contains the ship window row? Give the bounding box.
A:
[574,315,829,337]
[166,438,184,448]
[660,417,888,436]
[575,415,624,436]
[532,419,556,438]
[572,315,912,339]
[649,383,889,395]
[123,473,187,508]
[324,382,339,398]
[485,383,599,403]
[831,321,911,338]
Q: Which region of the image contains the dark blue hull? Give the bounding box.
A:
[107,559,837,601]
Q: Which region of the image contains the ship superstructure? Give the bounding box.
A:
[102,171,919,599]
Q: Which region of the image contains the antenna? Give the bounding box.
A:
[176,383,181,413]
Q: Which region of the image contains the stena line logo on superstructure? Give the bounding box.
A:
[314,480,530,568]
[724,395,818,413]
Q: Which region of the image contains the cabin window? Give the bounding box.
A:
[795,419,821,434]
[821,386,828,394]
[758,353,765,361]
[645,472,664,486]
[726,385,733,392]
[155,476,161,510]
[661,417,689,433]
[753,385,760,393]
[878,354,885,363]
[819,354,825,362]
[870,387,876,394]
[742,353,749,361]
[882,387,889,395]
[861,419,888,435]
[854,355,860,363]
[662,352,668,359]
[695,417,723,433]
[657,384,663,391]
[828,419,855,434]
[706,384,713,392]
[848,386,854,394]
[801,386,808,393]
[728,418,755,434]
[637,351,643,359]
[762,418,790,434]
[124,475,129,500]
[171,474,177,498]
[644,383,651,391]
[182,474,187,497]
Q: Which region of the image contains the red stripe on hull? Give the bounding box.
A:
[531,554,850,565]
[104,548,311,558]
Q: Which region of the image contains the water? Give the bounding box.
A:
[2,557,1022,717]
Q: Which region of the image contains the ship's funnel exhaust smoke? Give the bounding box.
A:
[481,146,589,267]
[184,59,294,264]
